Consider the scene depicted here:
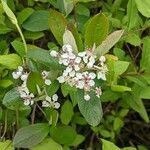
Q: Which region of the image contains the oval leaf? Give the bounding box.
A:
[85,13,109,48]
[76,90,103,126]
[94,30,124,57]
[13,123,49,148]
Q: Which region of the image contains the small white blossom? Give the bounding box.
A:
[84,94,90,101]
[57,76,65,83]
[99,56,106,63]
[45,79,51,85]
[50,50,58,57]
[52,94,58,102]
[42,71,49,79]
[54,102,60,109]
[97,71,106,80]
[21,73,28,81]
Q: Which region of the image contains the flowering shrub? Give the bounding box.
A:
[0,0,150,150]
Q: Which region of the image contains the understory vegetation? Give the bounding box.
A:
[0,0,150,150]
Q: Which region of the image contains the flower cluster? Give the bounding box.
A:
[50,44,108,101]
[12,66,34,106]
[42,94,60,109]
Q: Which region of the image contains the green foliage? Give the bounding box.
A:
[84,13,109,48]
[13,123,49,148]
[0,0,150,149]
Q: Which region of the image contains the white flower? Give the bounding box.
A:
[76,73,83,79]
[87,56,95,68]
[52,94,58,102]
[18,66,23,72]
[50,50,58,57]
[75,57,81,63]
[84,94,90,101]
[12,66,24,79]
[88,80,95,86]
[65,66,73,73]
[46,96,52,102]
[57,76,65,83]
[45,79,51,85]
[69,70,75,77]
[76,80,84,89]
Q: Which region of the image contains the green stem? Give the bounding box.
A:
[16,109,19,129]
[16,24,27,54]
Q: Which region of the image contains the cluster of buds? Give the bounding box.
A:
[50,44,108,101]
[42,94,60,109]
[12,66,34,106]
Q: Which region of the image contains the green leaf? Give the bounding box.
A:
[13,123,49,148]
[17,7,34,25]
[123,92,149,123]
[85,13,109,48]
[49,9,67,45]
[60,100,74,125]
[0,79,13,88]
[101,139,120,150]
[94,30,124,57]
[59,0,74,16]
[0,140,14,150]
[0,24,12,34]
[27,72,44,94]
[63,29,78,53]
[125,33,141,46]
[11,40,26,57]
[31,138,63,150]
[71,134,85,146]
[139,86,150,99]
[50,126,77,145]
[24,31,44,40]
[127,0,139,30]
[67,23,84,51]
[111,85,132,92]
[2,88,29,110]
[22,10,49,31]
[27,46,61,69]
[76,90,103,126]
[0,54,22,69]
[122,147,136,150]
[113,117,124,131]
[135,0,150,17]
[1,0,18,24]
[140,37,150,71]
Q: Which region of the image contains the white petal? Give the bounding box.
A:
[30,93,34,98]
[62,44,72,53]
[69,70,75,77]
[83,56,88,63]
[87,62,94,68]
[54,102,60,109]
[61,53,69,59]
[12,72,20,79]
[52,94,58,101]
[62,59,69,66]
[99,56,106,62]
[75,57,81,63]
[18,66,23,72]
[30,100,34,105]
[42,71,49,78]
[42,101,49,107]
[88,80,95,87]
[45,79,51,85]
[76,81,84,89]
[24,100,30,106]
[84,94,90,101]
[46,96,52,102]
[76,73,83,79]
[97,72,106,80]
[57,76,65,83]
[74,65,80,71]
[66,66,72,73]
[89,72,96,79]
[21,74,28,81]
[78,52,86,57]
[50,50,58,57]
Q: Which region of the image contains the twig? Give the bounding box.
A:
[31,104,37,124]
